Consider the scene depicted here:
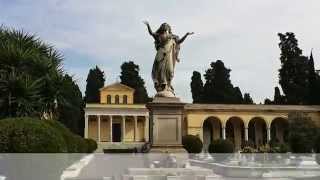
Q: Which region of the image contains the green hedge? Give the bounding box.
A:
[208,139,234,153]
[45,120,97,153]
[0,117,97,153]
[0,117,67,153]
[182,135,203,153]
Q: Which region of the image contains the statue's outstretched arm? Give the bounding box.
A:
[178,32,194,44]
[143,21,156,39]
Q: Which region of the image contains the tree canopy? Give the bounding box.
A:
[278,32,312,104]
[120,61,149,103]
[190,71,204,103]
[191,60,253,104]
[85,66,105,103]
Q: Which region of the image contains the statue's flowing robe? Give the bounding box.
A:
[152,36,177,92]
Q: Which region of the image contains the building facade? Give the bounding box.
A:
[84,83,320,151]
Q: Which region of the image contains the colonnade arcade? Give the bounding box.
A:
[85,115,149,143]
[201,116,288,150]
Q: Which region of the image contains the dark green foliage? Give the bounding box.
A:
[120,61,149,103]
[85,66,105,103]
[45,120,92,153]
[243,93,254,104]
[202,60,245,104]
[57,75,84,135]
[208,139,234,153]
[0,26,84,135]
[269,139,290,153]
[182,135,203,153]
[86,139,98,153]
[0,27,65,118]
[308,52,320,105]
[0,117,67,153]
[278,32,311,105]
[0,117,96,153]
[190,71,204,103]
[273,86,286,104]
[264,98,273,105]
[288,112,318,153]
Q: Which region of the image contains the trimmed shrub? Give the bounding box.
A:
[0,117,67,153]
[86,138,98,153]
[208,139,234,153]
[208,139,234,162]
[182,135,203,153]
[46,120,97,153]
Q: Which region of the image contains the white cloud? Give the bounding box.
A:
[1,0,320,103]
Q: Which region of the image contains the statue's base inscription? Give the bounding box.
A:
[147,97,186,153]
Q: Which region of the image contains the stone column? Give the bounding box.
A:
[144,116,149,142]
[245,127,249,141]
[134,116,138,142]
[110,116,113,142]
[222,126,226,140]
[122,116,126,142]
[98,115,101,142]
[85,115,89,138]
[267,126,271,142]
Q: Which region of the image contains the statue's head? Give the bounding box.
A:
[156,23,172,34]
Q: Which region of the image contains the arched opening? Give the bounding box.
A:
[107,95,111,104]
[202,117,222,152]
[226,117,244,151]
[248,117,267,147]
[115,95,119,104]
[123,95,128,104]
[271,117,288,144]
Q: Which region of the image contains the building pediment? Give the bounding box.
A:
[99,82,135,92]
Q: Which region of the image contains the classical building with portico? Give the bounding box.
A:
[84,82,320,151]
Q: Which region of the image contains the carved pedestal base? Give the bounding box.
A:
[146,97,187,153]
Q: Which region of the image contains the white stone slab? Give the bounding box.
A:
[167,176,180,180]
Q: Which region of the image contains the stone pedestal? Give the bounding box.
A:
[146,97,186,153]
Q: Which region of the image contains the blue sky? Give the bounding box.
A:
[1,0,320,103]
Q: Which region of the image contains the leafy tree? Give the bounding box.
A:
[190,71,204,103]
[120,61,149,103]
[85,66,105,103]
[203,60,244,104]
[243,93,254,104]
[278,32,310,104]
[288,112,318,153]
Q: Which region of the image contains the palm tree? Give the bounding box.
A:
[0,26,67,118]
[0,68,44,117]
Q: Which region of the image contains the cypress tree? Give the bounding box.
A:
[203,60,245,104]
[278,32,310,104]
[85,66,105,103]
[243,93,254,104]
[190,71,204,103]
[120,61,149,103]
